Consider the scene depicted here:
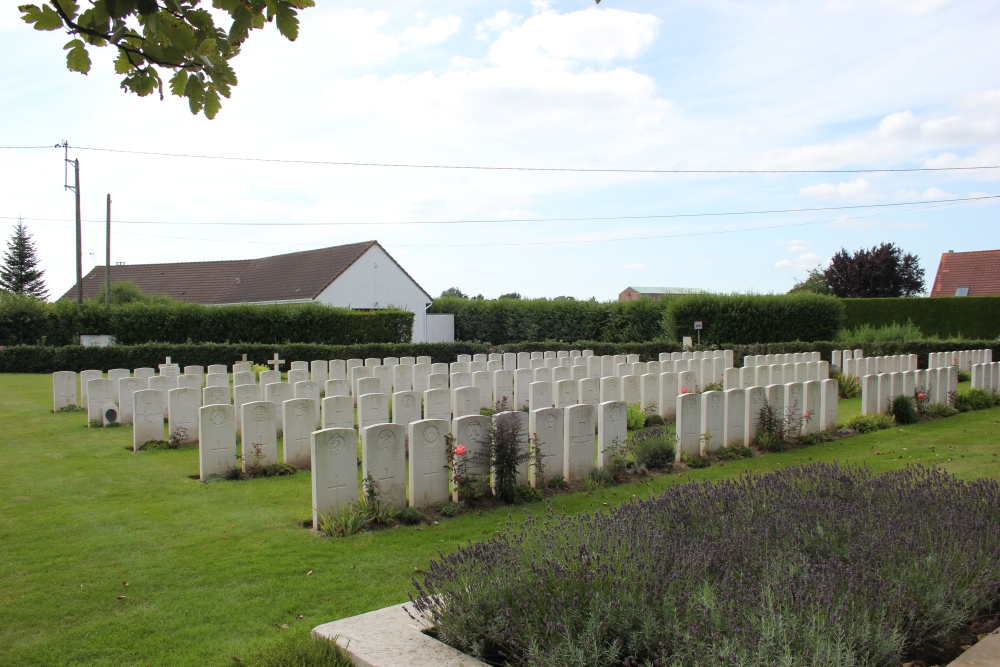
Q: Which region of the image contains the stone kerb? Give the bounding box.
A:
[242,401,278,469]
[529,407,564,488]
[362,423,407,509]
[311,428,358,530]
[408,419,450,508]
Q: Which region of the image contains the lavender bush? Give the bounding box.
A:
[412,464,1000,667]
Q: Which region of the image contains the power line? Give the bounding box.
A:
[3,194,996,228]
[3,143,997,174]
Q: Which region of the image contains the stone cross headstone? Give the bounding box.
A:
[597,401,627,467]
[361,423,406,508]
[133,388,164,450]
[52,371,77,412]
[391,391,422,427]
[203,385,231,407]
[240,401,278,468]
[529,407,564,488]
[168,387,200,444]
[279,399,312,467]
[199,404,236,479]
[322,395,354,430]
[311,428,359,529]
[264,381,291,429]
[407,419,450,508]
[563,404,596,482]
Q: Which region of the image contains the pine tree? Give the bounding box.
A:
[0,219,49,300]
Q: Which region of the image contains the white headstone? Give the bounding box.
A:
[675,392,702,460]
[133,388,164,449]
[392,391,422,426]
[597,401,627,467]
[358,392,390,429]
[233,371,256,387]
[199,404,236,478]
[600,376,620,403]
[578,378,600,407]
[87,378,114,425]
[861,375,878,415]
[820,379,838,432]
[723,389,745,448]
[329,359,347,381]
[203,385,231,407]
[424,388,451,422]
[53,370,77,412]
[311,360,329,384]
[744,386,766,447]
[513,369,532,411]
[242,401,279,468]
[452,386,480,418]
[393,364,414,392]
[118,376,148,425]
[264,381,292,429]
[322,395,355,430]
[529,407,564,488]
[259,369,282,387]
[206,364,227,375]
[311,428,358,529]
[529,381,553,412]
[168,387,200,444]
[361,423,406,508]
[80,370,102,408]
[234,383,261,430]
[563,404,596,482]
[279,399,312,467]
[407,419,449,508]
[802,381,821,435]
[287,369,308,386]
[108,369,130,401]
[700,391,724,454]
[205,373,229,388]
[658,372,678,420]
[294,380,322,427]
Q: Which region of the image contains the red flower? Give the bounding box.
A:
[454,444,467,456]
[803,412,811,419]
[681,387,689,394]
[917,393,925,399]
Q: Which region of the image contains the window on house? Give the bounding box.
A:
[955,287,970,296]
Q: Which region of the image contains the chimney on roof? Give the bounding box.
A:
[948,250,954,253]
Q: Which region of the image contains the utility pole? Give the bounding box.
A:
[62,141,83,304]
[105,194,111,307]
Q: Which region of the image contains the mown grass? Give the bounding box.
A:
[1,373,998,666]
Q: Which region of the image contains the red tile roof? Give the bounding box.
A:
[59,241,431,304]
[930,249,1000,297]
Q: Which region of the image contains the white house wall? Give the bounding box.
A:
[315,245,432,342]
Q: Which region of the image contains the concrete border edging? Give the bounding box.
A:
[315,604,999,667]
[312,604,486,667]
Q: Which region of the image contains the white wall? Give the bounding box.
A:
[426,314,455,343]
[315,245,433,342]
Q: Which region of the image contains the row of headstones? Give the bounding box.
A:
[859,368,957,415]
[743,352,824,366]
[675,380,839,459]
[969,363,1000,391]
[842,355,919,379]
[927,350,993,371]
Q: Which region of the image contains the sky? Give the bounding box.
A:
[1,0,998,302]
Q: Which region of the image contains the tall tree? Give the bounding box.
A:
[0,220,49,300]
[823,242,925,298]
[19,0,314,119]
[788,267,831,295]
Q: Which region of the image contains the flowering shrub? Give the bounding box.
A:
[413,464,1000,667]
[833,370,861,398]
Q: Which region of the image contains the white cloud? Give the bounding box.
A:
[476,10,522,40]
[775,252,824,271]
[800,178,871,199]
[488,7,660,70]
[891,186,954,200]
[402,16,462,46]
[624,262,645,270]
[786,239,813,253]
[826,0,953,16]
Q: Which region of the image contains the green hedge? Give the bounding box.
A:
[5,338,996,374]
[843,296,1000,340]
[428,297,671,344]
[0,297,413,346]
[663,293,845,345]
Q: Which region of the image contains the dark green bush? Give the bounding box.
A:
[628,426,674,470]
[429,297,671,344]
[0,293,50,346]
[953,388,1000,412]
[890,395,918,425]
[844,296,1000,340]
[397,506,425,525]
[664,292,845,345]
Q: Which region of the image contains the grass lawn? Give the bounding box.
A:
[1,373,998,666]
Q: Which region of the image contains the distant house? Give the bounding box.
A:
[618,286,703,301]
[930,249,1000,297]
[60,241,443,342]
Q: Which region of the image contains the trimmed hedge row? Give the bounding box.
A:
[663,293,845,345]
[4,338,997,374]
[0,296,413,346]
[428,297,671,344]
[843,296,1000,340]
